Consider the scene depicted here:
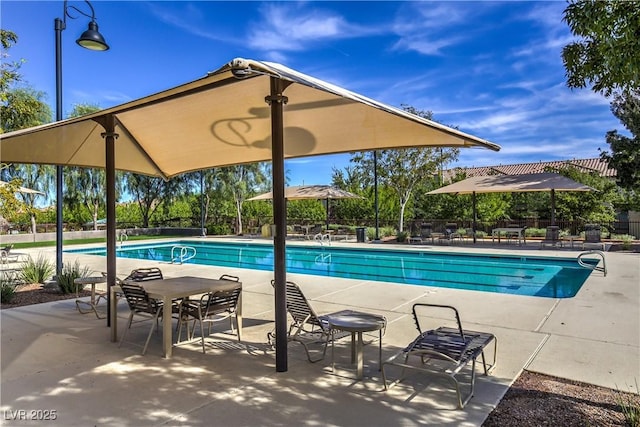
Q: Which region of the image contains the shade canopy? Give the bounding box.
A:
[0,59,499,178]
[248,185,362,230]
[427,173,594,195]
[247,185,361,201]
[427,172,594,233]
[0,58,500,371]
[0,180,45,196]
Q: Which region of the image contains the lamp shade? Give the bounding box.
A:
[76,21,109,51]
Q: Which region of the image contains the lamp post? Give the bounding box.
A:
[54,0,109,277]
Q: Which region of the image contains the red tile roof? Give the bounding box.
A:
[444,158,616,180]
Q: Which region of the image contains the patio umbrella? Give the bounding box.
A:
[0,179,45,196]
[427,172,594,241]
[0,58,500,372]
[247,185,362,230]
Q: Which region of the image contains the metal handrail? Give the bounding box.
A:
[171,245,197,264]
[313,233,331,246]
[577,250,607,276]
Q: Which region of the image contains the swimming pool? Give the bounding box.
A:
[67,240,598,298]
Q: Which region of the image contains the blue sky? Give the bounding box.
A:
[2,1,620,186]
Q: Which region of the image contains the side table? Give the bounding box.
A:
[328,310,387,380]
[74,276,107,319]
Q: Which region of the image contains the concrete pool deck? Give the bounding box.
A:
[1,238,638,426]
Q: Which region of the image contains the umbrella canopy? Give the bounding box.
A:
[247,185,362,230]
[427,172,594,236]
[426,173,594,195]
[0,180,45,195]
[0,58,500,371]
[247,185,361,201]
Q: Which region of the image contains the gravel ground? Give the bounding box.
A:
[3,284,639,426]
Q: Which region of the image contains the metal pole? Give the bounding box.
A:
[102,118,117,332]
[268,77,289,372]
[373,150,379,240]
[200,170,206,236]
[55,16,65,278]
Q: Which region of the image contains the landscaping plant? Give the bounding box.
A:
[20,254,55,284]
[57,260,92,294]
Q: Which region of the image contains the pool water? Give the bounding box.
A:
[67,241,598,298]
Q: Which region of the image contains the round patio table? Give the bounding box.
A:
[328,310,387,380]
[74,276,107,319]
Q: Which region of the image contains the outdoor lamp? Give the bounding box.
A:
[54,0,108,278]
[76,20,109,51]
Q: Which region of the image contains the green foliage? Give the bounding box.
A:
[396,231,408,242]
[20,254,55,284]
[601,90,640,192]
[0,281,17,303]
[56,260,92,294]
[615,380,640,427]
[562,0,640,96]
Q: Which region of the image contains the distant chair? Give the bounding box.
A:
[540,226,562,248]
[409,223,433,244]
[439,223,462,244]
[582,224,605,251]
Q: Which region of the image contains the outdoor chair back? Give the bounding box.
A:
[119,282,164,355]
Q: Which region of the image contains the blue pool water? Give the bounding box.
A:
[67,241,598,298]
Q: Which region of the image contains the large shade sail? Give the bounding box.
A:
[0,59,499,178]
[0,58,500,372]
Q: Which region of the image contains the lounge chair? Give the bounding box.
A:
[540,226,562,248]
[382,303,497,409]
[582,224,605,251]
[177,274,242,353]
[267,280,350,363]
[0,244,14,258]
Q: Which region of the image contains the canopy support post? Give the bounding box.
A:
[96,116,119,337]
[267,77,290,372]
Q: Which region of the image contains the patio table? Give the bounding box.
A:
[116,276,242,358]
[74,276,107,319]
[491,227,526,245]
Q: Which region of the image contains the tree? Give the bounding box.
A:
[217,163,268,235]
[123,174,186,228]
[562,1,640,96]
[1,29,21,99]
[600,90,640,192]
[351,106,459,232]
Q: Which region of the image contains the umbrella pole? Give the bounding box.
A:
[551,189,556,226]
[472,191,477,244]
[326,198,330,230]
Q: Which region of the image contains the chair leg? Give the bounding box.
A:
[142,310,162,356]
[197,306,206,354]
[118,311,135,348]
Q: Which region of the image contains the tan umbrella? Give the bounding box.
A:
[427,172,594,241]
[0,58,500,371]
[247,185,362,230]
[0,180,45,196]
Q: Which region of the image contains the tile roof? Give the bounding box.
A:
[444,158,616,181]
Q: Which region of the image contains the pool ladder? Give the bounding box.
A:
[171,245,197,264]
[314,233,331,246]
[118,230,128,248]
[577,250,607,276]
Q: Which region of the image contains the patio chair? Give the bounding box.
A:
[103,267,164,306]
[582,224,605,251]
[540,226,562,248]
[118,282,165,355]
[0,244,14,258]
[267,280,350,363]
[176,274,242,353]
[382,303,497,409]
[437,223,462,244]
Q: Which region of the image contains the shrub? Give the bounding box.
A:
[21,254,55,284]
[396,231,408,242]
[616,380,640,427]
[1,283,16,303]
[57,260,93,294]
